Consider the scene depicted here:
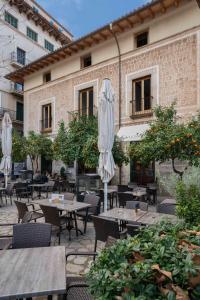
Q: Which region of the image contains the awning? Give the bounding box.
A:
[117,124,150,142]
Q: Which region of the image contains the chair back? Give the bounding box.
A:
[84,194,100,214]
[118,192,134,207]
[12,223,52,249]
[92,216,120,242]
[117,185,132,192]
[14,200,28,220]
[40,205,61,227]
[6,182,15,194]
[126,201,148,211]
[157,204,176,215]
[63,192,74,201]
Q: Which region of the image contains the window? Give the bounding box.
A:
[136,31,148,48]
[27,27,38,42]
[16,102,23,122]
[42,104,52,132]
[43,72,51,83]
[45,40,54,52]
[132,76,152,116]
[81,54,92,69]
[79,87,93,116]
[5,11,18,28]
[17,48,26,65]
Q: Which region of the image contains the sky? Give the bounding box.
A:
[37,0,150,38]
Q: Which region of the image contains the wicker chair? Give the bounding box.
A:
[15,183,32,202]
[12,223,52,249]
[42,180,55,198]
[76,194,100,233]
[92,215,124,252]
[117,192,135,208]
[14,200,43,223]
[126,200,148,211]
[117,185,132,192]
[40,205,74,243]
[0,223,52,250]
[4,182,15,205]
[157,203,176,215]
[63,192,75,201]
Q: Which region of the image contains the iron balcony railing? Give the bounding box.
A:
[68,106,97,122]
[10,82,24,96]
[40,118,52,133]
[130,97,153,119]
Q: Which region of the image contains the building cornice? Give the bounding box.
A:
[6,0,194,83]
[7,0,72,44]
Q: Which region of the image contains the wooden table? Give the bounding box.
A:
[0,246,66,299]
[137,211,178,224]
[100,208,178,224]
[100,207,147,222]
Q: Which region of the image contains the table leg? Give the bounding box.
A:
[73,212,79,237]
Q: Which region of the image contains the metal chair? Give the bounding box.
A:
[126,223,141,236]
[14,200,43,223]
[12,223,52,249]
[76,194,100,233]
[126,200,148,211]
[43,180,55,198]
[117,192,135,208]
[40,205,75,243]
[157,203,176,215]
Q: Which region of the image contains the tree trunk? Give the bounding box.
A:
[171,158,183,180]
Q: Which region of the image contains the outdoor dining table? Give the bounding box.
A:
[0,246,66,299]
[100,207,178,224]
[29,183,49,199]
[32,198,91,236]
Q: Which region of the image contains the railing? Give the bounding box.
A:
[130,97,153,119]
[40,118,52,133]
[68,106,97,122]
[0,107,23,123]
[11,52,30,67]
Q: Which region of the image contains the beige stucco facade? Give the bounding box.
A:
[23,0,200,182]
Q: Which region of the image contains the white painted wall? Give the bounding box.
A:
[0,0,71,119]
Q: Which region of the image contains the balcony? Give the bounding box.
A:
[130,98,153,120]
[40,118,52,134]
[10,52,30,68]
[10,83,24,97]
[68,106,97,123]
[0,107,23,123]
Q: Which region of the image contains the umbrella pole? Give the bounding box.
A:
[104,182,108,212]
[5,175,7,188]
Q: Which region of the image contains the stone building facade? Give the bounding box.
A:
[7,0,200,183]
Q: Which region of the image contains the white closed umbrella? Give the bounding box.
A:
[0,113,12,188]
[98,78,116,211]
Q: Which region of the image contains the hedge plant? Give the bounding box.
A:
[87,222,200,300]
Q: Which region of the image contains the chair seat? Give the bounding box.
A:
[23,211,43,223]
[66,276,94,300]
[31,211,43,220]
[76,210,94,218]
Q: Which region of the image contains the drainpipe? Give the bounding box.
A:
[109,23,122,184]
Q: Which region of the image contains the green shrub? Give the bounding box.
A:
[176,181,200,225]
[87,222,200,299]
